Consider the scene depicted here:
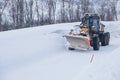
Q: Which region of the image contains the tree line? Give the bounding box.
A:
[0,0,119,31]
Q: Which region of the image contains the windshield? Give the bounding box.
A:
[92,19,99,31]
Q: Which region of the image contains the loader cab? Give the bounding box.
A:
[89,15,100,32]
[82,14,100,33]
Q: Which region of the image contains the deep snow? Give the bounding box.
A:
[0,21,120,80]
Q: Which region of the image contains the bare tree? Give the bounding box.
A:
[61,0,65,22]
[81,0,90,15]
[24,0,33,27]
[47,0,56,24]
[10,0,15,28]
[110,0,118,20]
[0,0,9,31]
[67,0,76,22]
[35,0,40,25]
[29,0,34,26]
[98,0,119,21]
[76,1,81,21]
[41,0,44,25]
[97,2,107,21]
[19,0,24,28]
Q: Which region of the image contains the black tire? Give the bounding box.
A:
[101,32,110,46]
[101,33,106,46]
[105,32,110,45]
[99,33,103,42]
[92,37,100,50]
[68,47,75,50]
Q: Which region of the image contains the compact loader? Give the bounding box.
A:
[64,14,110,50]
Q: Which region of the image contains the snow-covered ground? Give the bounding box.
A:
[1,21,120,80]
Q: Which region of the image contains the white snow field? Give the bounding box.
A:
[1,21,120,80]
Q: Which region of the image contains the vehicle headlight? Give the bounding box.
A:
[91,26,96,31]
[92,26,95,28]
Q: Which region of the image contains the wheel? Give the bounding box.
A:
[105,32,110,45]
[68,47,75,50]
[99,33,103,42]
[101,33,106,46]
[101,32,110,46]
[92,36,100,50]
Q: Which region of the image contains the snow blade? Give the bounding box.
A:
[64,35,90,50]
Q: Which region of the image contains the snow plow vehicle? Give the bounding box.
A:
[64,14,110,50]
